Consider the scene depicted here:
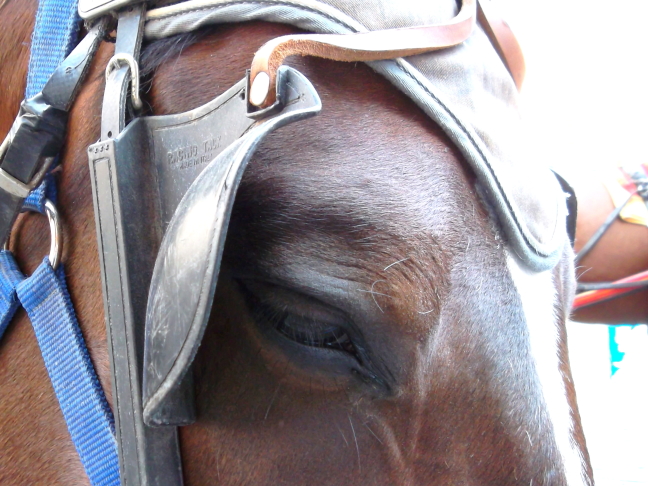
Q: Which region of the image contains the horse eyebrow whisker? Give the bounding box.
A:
[216,447,221,481]
[336,424,349,447]
[383,257,410,271]
[359,279,390,313]
[348,415,361,472]
[362,421,383,444]
[263,384,281,421]
[525,430,533,447]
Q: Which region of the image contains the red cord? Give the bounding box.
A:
[573,270,648,309]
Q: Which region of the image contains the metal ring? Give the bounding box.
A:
[105,53,143,110]
[44,200,62,270]
[2,199,62,270]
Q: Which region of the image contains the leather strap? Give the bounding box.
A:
[0,20,108,247]
[94,5,185,486]
[248,0,526,107]
[249,0,477,107]
[101,6,146,140]
[477,0,525,90]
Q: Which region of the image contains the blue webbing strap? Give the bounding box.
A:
[16,258,120,486]
[25,0,80,206]
[26,0,80,99]
[2,0,122,484]
[0,251,25,339]
[24,174,57,212]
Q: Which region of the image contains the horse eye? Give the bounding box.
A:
[266,308,358,356]
[236,280,391,392]
[237,280,360,359]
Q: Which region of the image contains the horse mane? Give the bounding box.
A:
[140,30,205,85]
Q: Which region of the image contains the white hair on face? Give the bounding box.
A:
[506,251,587,486]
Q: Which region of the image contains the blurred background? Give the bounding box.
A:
[496,1,648,484]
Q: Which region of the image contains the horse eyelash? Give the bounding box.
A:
[253,300,360,358]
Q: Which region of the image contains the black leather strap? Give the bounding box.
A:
[0,19,108,245]
[91,5,185,485]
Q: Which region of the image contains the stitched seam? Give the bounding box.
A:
[148,0,359,31]
[394,61,553,257]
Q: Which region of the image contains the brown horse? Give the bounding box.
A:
[0,0,593,484]
[573,175,648,323]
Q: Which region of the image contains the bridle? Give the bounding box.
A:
[0,1,562,485]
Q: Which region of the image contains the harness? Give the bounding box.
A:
[0,1,575,484]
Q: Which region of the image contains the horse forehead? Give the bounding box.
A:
[229,127,501,344]
[240,98,476,239]
[232,142,473,307]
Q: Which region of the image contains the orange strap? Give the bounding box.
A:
[248,0,524,107]
[477,0,525,90]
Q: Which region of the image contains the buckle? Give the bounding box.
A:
[0,157,54,199]
[78,0,138,19]
[105,53,143,111]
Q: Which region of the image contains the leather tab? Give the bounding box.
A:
[249,0,477,107]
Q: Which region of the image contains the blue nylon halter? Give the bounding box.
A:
[0,1,120,484]
[24,0,80,209]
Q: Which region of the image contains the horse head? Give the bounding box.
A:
[0,0,593,484]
